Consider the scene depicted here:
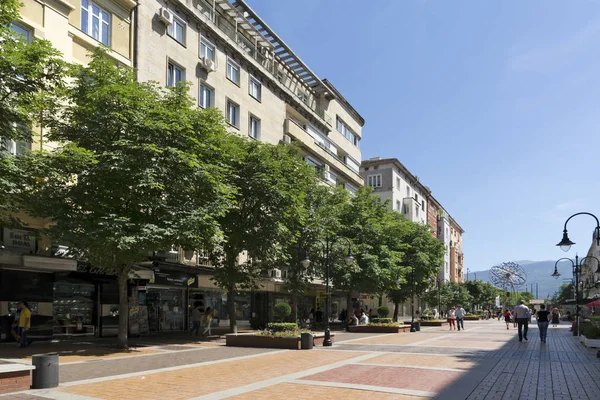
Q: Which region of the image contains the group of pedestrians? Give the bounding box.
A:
[501,300,561,343]
[446,305,466,331]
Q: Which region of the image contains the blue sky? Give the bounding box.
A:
[248,0,600,272]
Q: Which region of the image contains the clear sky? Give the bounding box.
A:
[248,0,600,272]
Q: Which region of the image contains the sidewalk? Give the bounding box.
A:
[1,321,598,399]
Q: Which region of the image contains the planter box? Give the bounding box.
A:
[404,320,448,327]
[349,325,411,333]
[464,317,481,321]
[582,335,600,348]
[225,333,332,349]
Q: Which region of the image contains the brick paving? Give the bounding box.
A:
[0,321,598,399]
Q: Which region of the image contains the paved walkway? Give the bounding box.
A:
[1,320,598,399]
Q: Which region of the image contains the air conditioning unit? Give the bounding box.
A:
[282,134,291,144]
[158,8,173,26]
[199,57,216,72]
[269,269,282,279]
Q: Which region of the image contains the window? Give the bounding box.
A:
[344,156,360,173]
[396,177,401,189]
[81,0,110,46]
[304,156,321,168]
[167,62,184,87]
[199,84,213,108]
[344,183,358,195]
[396,200,401,211]
[200,37,215,61]
[415,193,419,202]
[336,117,358,146]
[227,58,240,85]
[168,15,186,45]
[226,100,239,128]
[249,115,260,139]
[402,204,409,214]
[10,23,31,42]
[249,76,261,101]
[406,187,410,198]
[367,174,382,188]
[422,200,425,210]
[416,207,419,217]
[2,138,31,156]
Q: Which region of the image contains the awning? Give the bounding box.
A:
[22,255,77,271]
[585,299,600,307]
[129,267,154,281]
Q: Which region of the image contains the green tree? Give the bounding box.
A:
[17,51,231,348]
[1,0,66,222]
[332,188,408,323]
[422,281,472,311]
[552,283,574,305]
[209,139,317,332]
[279,184,349,322]
[464,280,500,309]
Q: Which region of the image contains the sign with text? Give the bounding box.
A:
[2,228,36,254]
[151,270,192,287]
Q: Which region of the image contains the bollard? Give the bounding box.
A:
[300,332,314,350]
[31,353,59,389]
[414,321,421,332]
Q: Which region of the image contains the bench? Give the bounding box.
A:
[0,362,35,394]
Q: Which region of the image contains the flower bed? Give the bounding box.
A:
[581,335,600,349]
[225,332,332,349]
[349,324,411,333]
[405,320,448,327]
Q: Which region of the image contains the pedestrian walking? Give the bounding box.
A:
[551,308,560,327]
[447,307,457,330]
[536,304,550,343]
[11,308,21,345]
[190,305,202,336]
[202,307,213,336]
[17,302,31,348]
[514,300,530,342]
[456,305,466,331]
[504,309,512,330]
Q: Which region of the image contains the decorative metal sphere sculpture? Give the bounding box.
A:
[489,261,527,291]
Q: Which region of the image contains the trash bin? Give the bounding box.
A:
[301,332,314,350]
[414,321,421,332]
[31,353,59,389]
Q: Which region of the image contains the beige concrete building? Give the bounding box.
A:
[449,217,465,284]
[135,0,364,191]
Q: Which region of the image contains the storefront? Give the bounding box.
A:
[191,274,251,329]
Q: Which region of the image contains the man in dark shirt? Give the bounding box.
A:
[315,307,324,323]
[536,304,550,343]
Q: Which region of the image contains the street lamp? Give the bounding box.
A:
[556,212,600,252]
[552,255,600,336]
[301,235,354,347]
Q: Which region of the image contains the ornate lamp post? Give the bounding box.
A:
[556,212,600,252]
[301,236,354,347]
[551,255,600,336]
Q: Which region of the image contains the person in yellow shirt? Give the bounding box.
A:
[17,302,31,348]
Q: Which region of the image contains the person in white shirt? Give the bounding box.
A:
[514,300,531,342]
[455,306,466,331]
[359,311,369,325]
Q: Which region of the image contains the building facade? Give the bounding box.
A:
[360,157,428,225]
[449,218,465,283]
[583,231,600,311]
[135,0,364,191]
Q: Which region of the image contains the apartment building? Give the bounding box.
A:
[135,0,364,192]
[360,157,428,225]
[429,197,452,282]
[449,218,465,283]
[583,232,600,306]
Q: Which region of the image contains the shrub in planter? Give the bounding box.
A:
[371,318,393,324]
[377,306,390,318]
[274,303,292,322]
[266,322,298,333]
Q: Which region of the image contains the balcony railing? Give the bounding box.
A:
[197,0,331,127]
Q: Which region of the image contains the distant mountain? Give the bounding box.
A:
[471,260,574,299]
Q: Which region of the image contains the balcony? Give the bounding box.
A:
[194,0,331,128]
[285,119,362,186]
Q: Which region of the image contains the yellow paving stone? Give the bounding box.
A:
[58,350,364,400]
[348,333,445,345]
[230,383,427,400]
[361,353,480,370]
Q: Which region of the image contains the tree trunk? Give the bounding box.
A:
[293,293,299,324]
[378,294,383,307]
[393,302,399,322]
[228,284,237,334]
[117,269,129,349]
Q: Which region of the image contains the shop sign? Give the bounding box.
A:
[77,262,116,276]
[151,270,192,287]
[2,227,36,254]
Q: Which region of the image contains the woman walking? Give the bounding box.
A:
[536,304,550,343]
[504,309,512,330]
[448,307,457,330]
[202,307,213,337]
[551,308,560,328]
